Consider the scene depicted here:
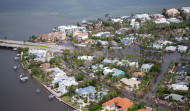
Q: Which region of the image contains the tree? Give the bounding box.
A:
[96,41,102,47]
[105,13,109,18]
[4,36,7,40]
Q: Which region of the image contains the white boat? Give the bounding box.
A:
[14,57,19,60]
[17,54,20,57]
[20,76,28,82]
[13,48,17,51]
[36,89,41,93]
[48,94,54,99]
[13,66,17,70]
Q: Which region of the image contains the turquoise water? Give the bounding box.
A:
[0,0,189,40]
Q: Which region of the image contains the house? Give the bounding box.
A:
[111,18,123,23]
[141,63,154,72]
[121,16,130,19]
[76,32,88,40]
[82,20,102,29]
[103,67,114,76]
[153,43,163,49]
[57,25,86,35]
[46,68,78,97]
[182,7,190,13]
[152,14,165,19]
[166,8,180,17]
[91,64,104,72]
[164,94,187,102]
[154,18,170,24]
[41,63,50,70]
[133,72,145,77]
[167,18,181,23]
[121,39,132,46]
[178,45,188,52]
[116,28,130,35]
[165,46,177,52]
[36,32,66,42]
[135,14,151,22]
[97,40,109,46]
[162,40,173,45]
[90,92,108,100]
[130,19,140,29]
[102,97,133,111]
[28,48,53,62]
[112,68,125,77]
[102,58,119,64]
[168,84,189,91]
[76,86,96,98]
[120,78,141,88]
[78,56,94,61]
[93,32,111,37]
[176,66,190,75]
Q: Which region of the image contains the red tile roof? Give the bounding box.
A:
[102,97,133,110]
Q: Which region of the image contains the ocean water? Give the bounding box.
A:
[0,0,189,40]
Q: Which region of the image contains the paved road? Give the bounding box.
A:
[0,39,74,52]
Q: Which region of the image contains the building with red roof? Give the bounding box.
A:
[102,97,133,111]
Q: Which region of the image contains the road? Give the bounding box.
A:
[0,39,74,52]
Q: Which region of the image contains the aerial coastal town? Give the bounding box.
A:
[2,7,190,111]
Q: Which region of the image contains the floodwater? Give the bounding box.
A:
[0,49,74,111]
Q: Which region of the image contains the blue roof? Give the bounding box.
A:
[77,86,96,95]
[121,39,131,45]
[177,66,190,73]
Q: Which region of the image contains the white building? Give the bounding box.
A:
[168,84,189,91]
[165,94,187,102]
[165,46,177,52]
[154,18,170,24]
[167,18,181,23]
[141,64,154,72]
[153,43,163,49]
[178,45,188,52]
[57,25,86,34]
[135,14,151,22]
[93,32,111,37]
[46,68,78,97]
[182,7,190,13]
[28,48,53,62]
[111,18,123,23]
[130,19,140,29]
[78,56,94,61]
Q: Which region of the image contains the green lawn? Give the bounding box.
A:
[23,44,48,48]
[62,96,71,102]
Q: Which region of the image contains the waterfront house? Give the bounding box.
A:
[57,25,86,35]
[168,84,189,91]
[76,86,96,99]
[141,63,154,72]
[166,8,180,17]
[151,14,165,19]
[78,55,94,61]
[154,18,170,24]
[29,48,53,62]
[93,31,111,37]
[135,14,151,22]
[178,45,188,52]
[102,97,133,111]
[167,18,181,23]
[164,94,187,102]
[37,32,66,42]
[111,18,123,23]
[120,78,141,89]
[165,46,177,52]
[182,7,190,13]
[130,19,140,29]
[76,32,88,40]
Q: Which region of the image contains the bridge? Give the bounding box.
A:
[0,39,74,52]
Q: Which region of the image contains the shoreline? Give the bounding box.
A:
[19,50,78,111]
